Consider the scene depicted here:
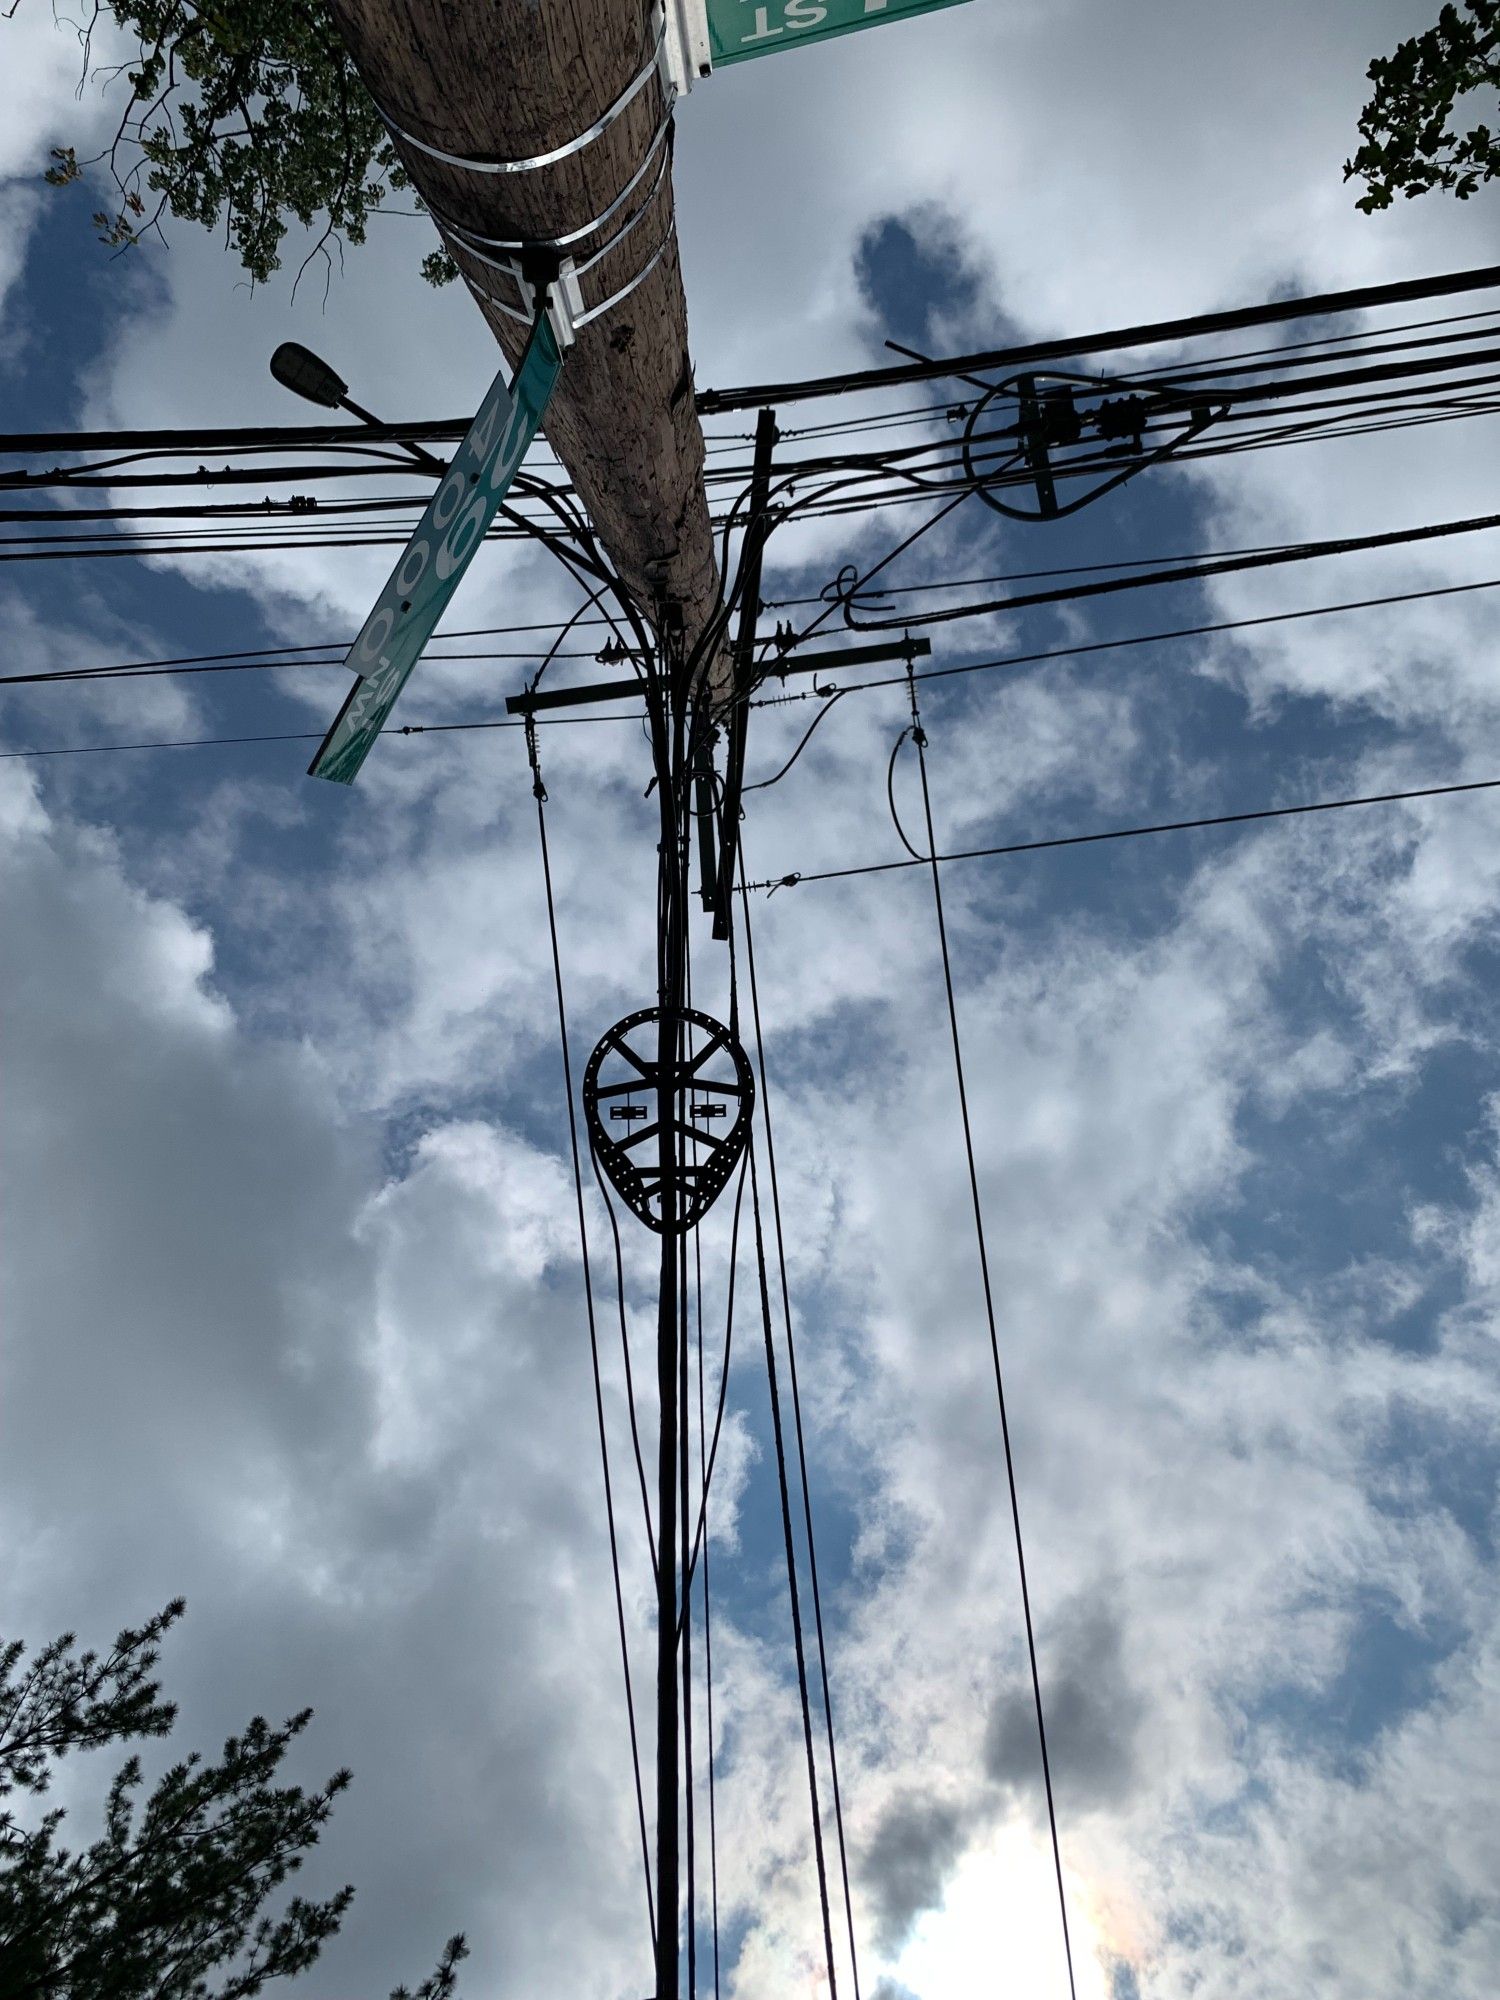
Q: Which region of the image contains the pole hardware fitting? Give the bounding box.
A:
[960,366,1227,525]
[372,7,671,176]
[466,231,673,339]
[583,1007,753,1233]
[515,249,586,351]
[523,714,547,801]
[660,0,713,93]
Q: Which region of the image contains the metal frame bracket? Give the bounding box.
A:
[661,0,712,94]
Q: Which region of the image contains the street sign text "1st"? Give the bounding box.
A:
[705,0,970,66]
[308,310,563,787]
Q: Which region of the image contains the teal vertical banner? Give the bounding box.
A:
[309,313,564,786]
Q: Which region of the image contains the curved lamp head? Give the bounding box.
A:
[269,342,348,410]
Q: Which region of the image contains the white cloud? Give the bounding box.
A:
[6,5,1500,1998]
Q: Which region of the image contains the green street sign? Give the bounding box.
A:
[705,0,969,66]
[309,311,563,786]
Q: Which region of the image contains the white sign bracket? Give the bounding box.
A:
[660,0,712,94]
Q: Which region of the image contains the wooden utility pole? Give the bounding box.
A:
[324,0,719,652]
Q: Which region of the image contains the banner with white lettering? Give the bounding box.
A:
[309,312,563,786]
[705,0,969,66]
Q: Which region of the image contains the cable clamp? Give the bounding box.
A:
[466,230,672,337]
[374,7,669,177]
[471,250,586,349]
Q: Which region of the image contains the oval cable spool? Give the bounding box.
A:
[583,1005,753,1233]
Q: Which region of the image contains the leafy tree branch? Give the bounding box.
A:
[0,1600,466,2000]
[1347,0,1500,209]
[21,0,459,289]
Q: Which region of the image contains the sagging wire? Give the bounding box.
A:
[525,715,656,1959]
[736,853,864,2000]
[895,676,1079,2000]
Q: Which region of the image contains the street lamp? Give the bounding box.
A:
[269,340,349,411]
[269,341,445,475]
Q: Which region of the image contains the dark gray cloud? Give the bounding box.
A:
[861,1792,973,1957]
[985,1596,1147,1813]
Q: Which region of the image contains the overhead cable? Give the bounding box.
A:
[748,775,1500,893]
[529,732,656,1958]
[737,869,863,2000]
[896,686,1078,2000]
[697,261,1500,412]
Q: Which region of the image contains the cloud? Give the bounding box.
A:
[7,6,1500,1999]
[0,760,676,1995]
[985,1596,1147,1814]
[862,1792,970,1956]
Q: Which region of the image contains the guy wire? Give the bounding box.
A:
[900,671,1079,2000]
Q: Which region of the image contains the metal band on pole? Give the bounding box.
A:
[427,109,673,258]
[373,13,668,176]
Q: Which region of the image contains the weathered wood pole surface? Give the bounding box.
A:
[325,0,720,652]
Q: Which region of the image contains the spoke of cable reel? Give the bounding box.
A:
[584,1007,754,1234]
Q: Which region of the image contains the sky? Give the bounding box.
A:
[3,3,1500,1998]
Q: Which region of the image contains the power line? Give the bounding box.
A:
[0,649,600,688]
[11,576,1500,768]
[804,574,1500,700]
[0,711,640,760]
[829,504,1500,635]
[8,572,1496,704]
[737,869,863,2000]
[0,617,614,687]
[898,686,1078,2000]
[744,1125,840,2000]
[697,261,1500,412]
[531,737,656,1961]
[747,775,1500,893]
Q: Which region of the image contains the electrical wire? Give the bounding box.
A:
[5,568,1496,708]
[590,1136,661,1573]
[680,1206,698,2000]
[832,503,1500,634]
[744,1123,840,2000]
[696,260,1500,411]
[529,727,656,1962]
[749,773,1500,892]
[0,615,613,684]
[13,572,1498,767]
[737,864,864,2000]
[0,711,641,759]
[742,690,847,793]
[695,1202,722,2000]
[678,1156,750,1612]
[898,685,1078,2000]
[684,947,723,2000]
[0,648,599,687]
[799,574,1500,703]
